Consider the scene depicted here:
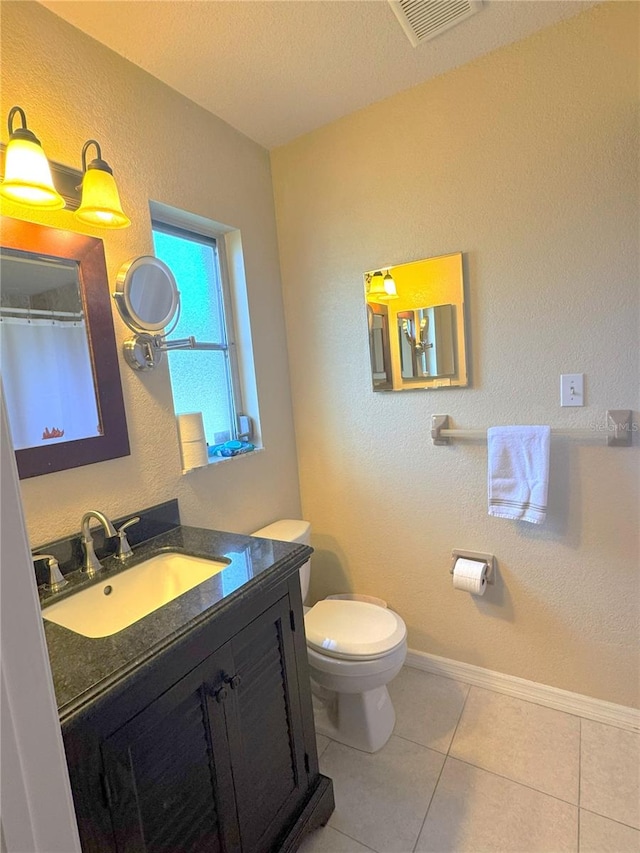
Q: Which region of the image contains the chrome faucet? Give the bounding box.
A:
[32,554,68,593]
[81,510,117,576]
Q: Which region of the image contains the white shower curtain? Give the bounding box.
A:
[0,317,101,450]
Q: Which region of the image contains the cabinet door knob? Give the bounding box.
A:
[214,686,228,703]
[224,673,242,690]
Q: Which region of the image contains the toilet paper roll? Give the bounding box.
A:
[180,438,208,472]
[452,557,488,596]
[177,412,206,443]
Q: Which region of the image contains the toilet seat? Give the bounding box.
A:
[307,640,407,680]
[304,599,406,661]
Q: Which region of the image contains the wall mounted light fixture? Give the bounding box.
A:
[0,106,65,209]
[75,139,130,229]
[0,107,130,229]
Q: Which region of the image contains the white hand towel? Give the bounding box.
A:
[487,426,551,524]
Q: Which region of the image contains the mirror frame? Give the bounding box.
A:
[1,216,130,479]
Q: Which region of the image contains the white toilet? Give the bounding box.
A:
[252,519,407,753]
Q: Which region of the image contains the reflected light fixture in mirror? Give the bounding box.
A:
[367,270,398,301]
[383,270,398,298]
[369,271,386,298]
[0,106,65,209]
[75,139,131,229]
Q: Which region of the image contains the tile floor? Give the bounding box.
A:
[299,666,640,853]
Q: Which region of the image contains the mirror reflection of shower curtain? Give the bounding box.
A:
[0,317,101,450]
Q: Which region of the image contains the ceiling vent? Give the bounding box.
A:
[389,0,483,47]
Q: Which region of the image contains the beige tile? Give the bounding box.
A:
[416,757,578,852]
[316,733,331,758]
[450,687,580,802]
[581,720,640,829]
[388,667,469,753]
[320,735,445,853]
[298,825,374,853]
[579,810,640,853]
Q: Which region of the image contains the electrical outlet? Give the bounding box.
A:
[560,373,584,407]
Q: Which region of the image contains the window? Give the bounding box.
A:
[151,221,246,452]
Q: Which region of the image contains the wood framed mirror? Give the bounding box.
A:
[1,216,130,478]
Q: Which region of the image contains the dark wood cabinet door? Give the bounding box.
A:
[223,598,308,852]
[101,646,241,853]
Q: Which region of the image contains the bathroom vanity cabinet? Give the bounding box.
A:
[42,523,333,853]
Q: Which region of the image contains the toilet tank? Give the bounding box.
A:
[251,519,311,603]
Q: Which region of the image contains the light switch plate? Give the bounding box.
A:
[560,373,584,407]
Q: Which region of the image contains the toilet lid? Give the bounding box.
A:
[304,600,406,659]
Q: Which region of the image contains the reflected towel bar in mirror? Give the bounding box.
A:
[431,411,634,447]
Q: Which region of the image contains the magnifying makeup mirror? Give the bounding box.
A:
[113,255,224,371]
[113,256,182,370]
[114,256,179,333]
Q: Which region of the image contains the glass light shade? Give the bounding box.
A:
[383,272,398,298]
[0,136,65,208]
[368,272,387,297]
[75,167,130,229]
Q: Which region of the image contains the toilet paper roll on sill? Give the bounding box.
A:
[180,438,208,472]
[177,412,206,443]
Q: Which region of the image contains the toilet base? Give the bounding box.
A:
[311,682,396,753]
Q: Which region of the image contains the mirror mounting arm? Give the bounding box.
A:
[123,333,226,371]
[156,336,224,353]
[156,335,195,351]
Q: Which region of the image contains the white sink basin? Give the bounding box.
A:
[42,551,230,638]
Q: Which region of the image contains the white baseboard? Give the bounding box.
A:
[406,649,640,733]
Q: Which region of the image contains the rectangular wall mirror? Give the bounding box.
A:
[363,252,469,391]
[0,216,130,478]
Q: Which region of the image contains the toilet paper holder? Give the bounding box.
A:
[450,549,496,585]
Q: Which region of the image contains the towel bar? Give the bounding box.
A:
[431,411,633,447]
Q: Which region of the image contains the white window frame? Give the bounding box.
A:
[150,206,257,451]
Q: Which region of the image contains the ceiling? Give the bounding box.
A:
[40,0,597,149]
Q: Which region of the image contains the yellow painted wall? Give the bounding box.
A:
[272,3,640,707]
[1,2,302,544]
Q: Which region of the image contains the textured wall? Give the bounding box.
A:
[272,3,639,707]
[1,2,301,544]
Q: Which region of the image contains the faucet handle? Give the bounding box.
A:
[33,554,68,594]
[115,516,140,561]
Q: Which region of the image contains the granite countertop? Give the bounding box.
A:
[41,525,311,725]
